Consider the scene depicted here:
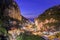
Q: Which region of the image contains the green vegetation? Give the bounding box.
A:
[0,27,7,35]
[0,20,7,34]
[16,33,45,40]
[0,20,8,40]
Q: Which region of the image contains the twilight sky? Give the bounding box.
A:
[15,0,60,18]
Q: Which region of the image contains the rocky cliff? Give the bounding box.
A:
[35,5,60,32]
[0,0,30,40]
[0,0,30,30]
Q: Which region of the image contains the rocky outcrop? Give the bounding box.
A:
[0,0,30,40]
[35,5,60,32]
[0,0,30,29]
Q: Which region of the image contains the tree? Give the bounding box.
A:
[16,33,45,40]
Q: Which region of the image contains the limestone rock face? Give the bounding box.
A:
[35,5,60,31]
[0,0,29,30]
[0,0,22,20]
[0,0,30,40]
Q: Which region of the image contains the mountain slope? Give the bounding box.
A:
[0,0,31,40]
[0,0,30,29]
[35,5,60,31]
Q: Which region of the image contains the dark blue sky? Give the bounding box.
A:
[15,0,60,18]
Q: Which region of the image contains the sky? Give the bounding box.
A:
[15,0,60,18]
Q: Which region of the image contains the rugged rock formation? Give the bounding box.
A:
[35,5,60,32]
[0,0,30,29]
[0,0,30,40]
